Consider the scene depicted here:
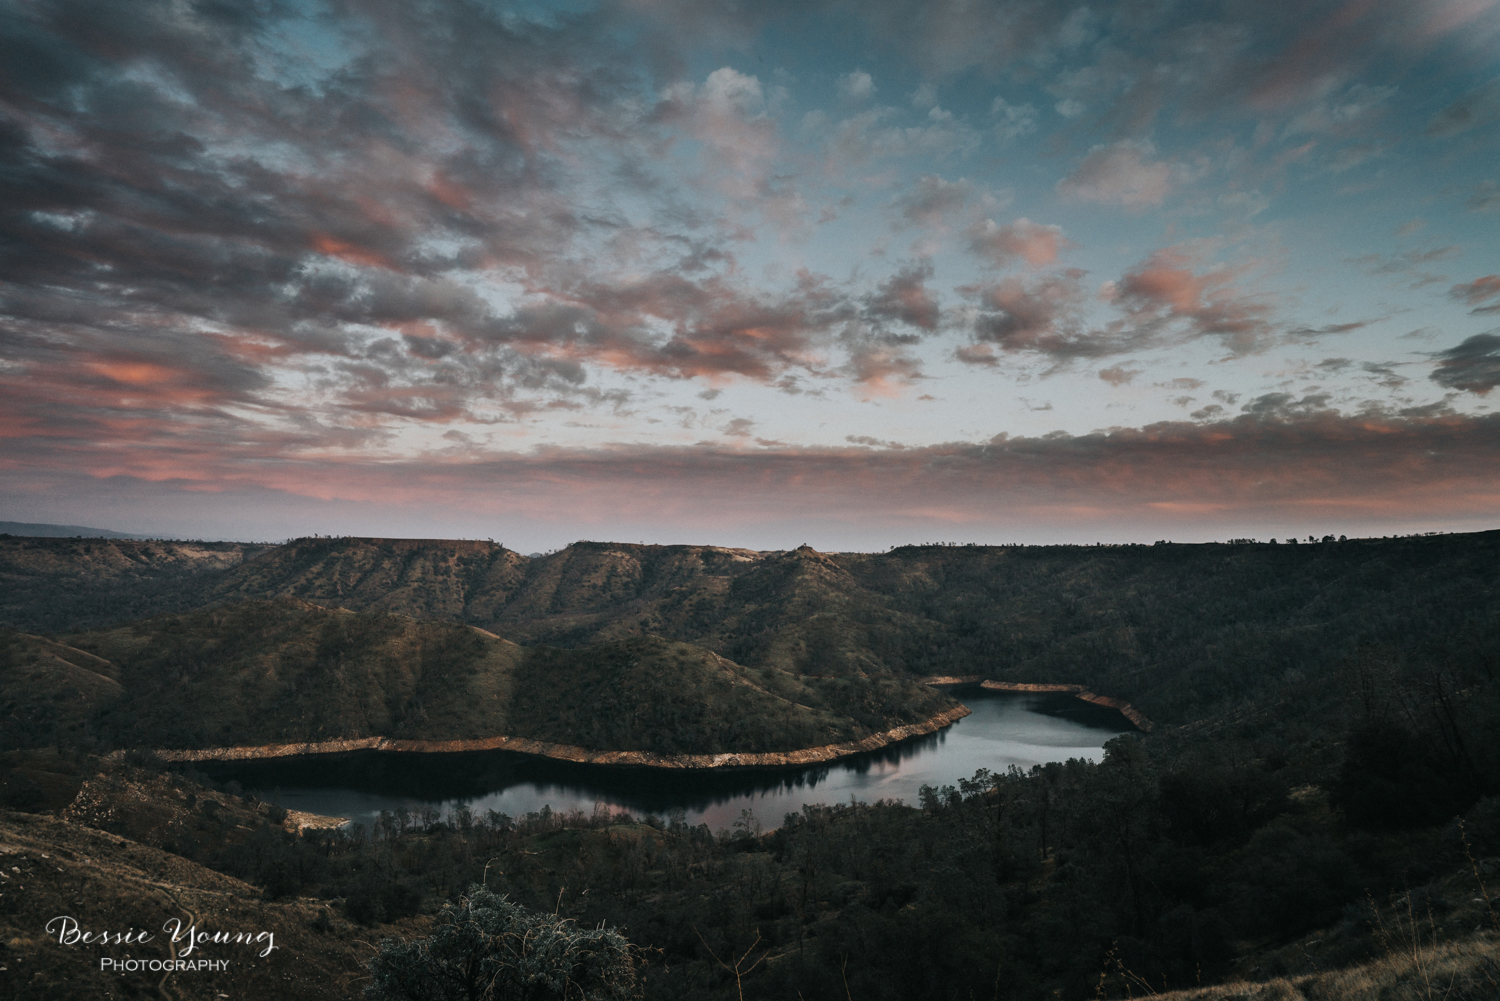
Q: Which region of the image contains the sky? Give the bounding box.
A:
[2,0,1499,550]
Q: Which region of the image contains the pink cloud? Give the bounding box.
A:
[1113,247,1276,355]
[957,270,1095,359]
[966,218,1071,267]
[527,268,852,381]
[1449,274,1500,313]
[1057,143,1173,207]
[8,412,1500,541]
[864,261,940,330]
[1098,365,1141,386]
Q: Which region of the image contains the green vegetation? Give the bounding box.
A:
[5,528,1500,997]
[832,534,1500,724]
[2,598,954,756]
[56,598,524,749]
[3,619,1500,998]
[10,531,1496,733]
[0,535,271,632]
[511,636,951,754]
[0,632,123,750]
[366,885,642,1001]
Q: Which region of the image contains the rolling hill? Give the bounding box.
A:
[0,535,274,633]
[1,598,956,756]
[4,530,1499,730]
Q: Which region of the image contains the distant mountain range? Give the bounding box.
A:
[0,520,151,539]
[3,530,1498,741]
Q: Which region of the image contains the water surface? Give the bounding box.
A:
[229,689,1133,832]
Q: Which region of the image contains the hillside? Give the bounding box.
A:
[3,532,1500,1000]
[0,632,124,750]
[1,598,955,757]
[176,532,1500,726]
[209,536,533,621]
[4,530,1499,730]
[509,635,952,755]
[0,756,421,1000]
[59,599,527,750]
[0,536,273,633]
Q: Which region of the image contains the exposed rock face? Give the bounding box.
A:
[136,705,974,771]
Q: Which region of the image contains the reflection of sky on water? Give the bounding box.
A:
[252,692,1132,832]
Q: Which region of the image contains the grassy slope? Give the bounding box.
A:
[8,530,1498,738]
[4,598,952,755]
[209,536,532,621]
[0,633,124,750]
[64,599,525,749]
[0,537,272,633]
[198,540,932,680]
[0,807,400,1001]
[107,532,1499,728]
[509,635,952,755]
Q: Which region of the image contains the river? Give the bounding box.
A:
[228,688,1135,832]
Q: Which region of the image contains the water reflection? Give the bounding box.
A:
[227,689,1134,831]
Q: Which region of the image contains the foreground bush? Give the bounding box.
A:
[366,885,642,1001]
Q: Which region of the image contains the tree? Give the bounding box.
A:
[365,885,642,1001]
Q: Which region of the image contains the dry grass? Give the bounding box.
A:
[0,808,413,1000]
[1153,934,1500,1001]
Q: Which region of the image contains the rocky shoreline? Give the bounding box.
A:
[126,705,974,771]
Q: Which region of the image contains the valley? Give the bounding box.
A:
[2,529,1499,1000]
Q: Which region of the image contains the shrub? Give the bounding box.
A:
[365,885,641,1001]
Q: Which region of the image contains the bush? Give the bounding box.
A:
[365,885,641,1001]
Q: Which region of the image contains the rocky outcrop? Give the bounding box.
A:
[130,706,974,771]
[978,681,1153,732]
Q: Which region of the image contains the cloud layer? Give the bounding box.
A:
[2,0,1498,542]
[6,408,1497,546]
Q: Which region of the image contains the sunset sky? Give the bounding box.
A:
[3,0,1499,549]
